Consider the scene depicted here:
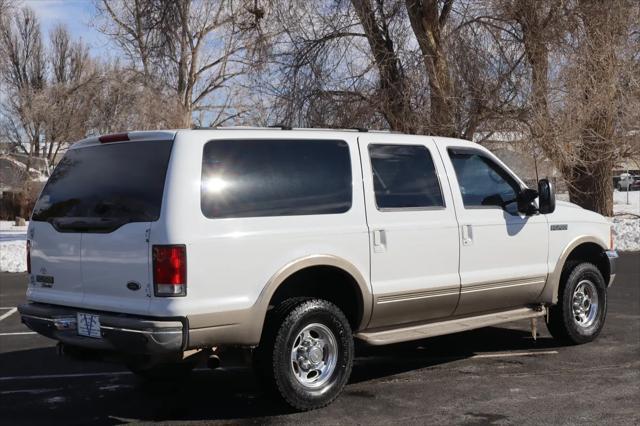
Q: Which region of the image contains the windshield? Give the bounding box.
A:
[32,140,173,231]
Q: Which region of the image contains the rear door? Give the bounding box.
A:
[359,135,460,328]
[28,137,174,315]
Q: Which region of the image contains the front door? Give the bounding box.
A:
[438,144,549,316]
[360,135,460,328]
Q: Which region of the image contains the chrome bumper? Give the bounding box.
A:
[18,302,186,357]
[605,250,618,287]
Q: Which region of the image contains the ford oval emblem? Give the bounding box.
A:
[126,281,141,291]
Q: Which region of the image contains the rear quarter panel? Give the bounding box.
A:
[148,130,371,326]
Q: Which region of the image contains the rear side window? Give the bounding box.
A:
[201,139,352,218]
[369,144,444,209]
[32,140,173,227]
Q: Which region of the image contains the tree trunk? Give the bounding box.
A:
[405,0,456,137]
[568,160,613,216]
[567,0,622,217]
[351,0,414,133]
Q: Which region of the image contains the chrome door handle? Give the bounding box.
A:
[462,225,473,246]
[373,229,386,253]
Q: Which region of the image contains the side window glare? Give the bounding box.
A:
[369,144,445,209]
[448,148,520,211]
[201,139,352,218]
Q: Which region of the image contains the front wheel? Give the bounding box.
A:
[546,262,607,344]
[253,298,354,411]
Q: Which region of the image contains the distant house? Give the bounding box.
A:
[476,131,640,191]
[0,155,48,219]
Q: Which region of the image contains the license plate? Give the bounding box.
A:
[76,313,102,339]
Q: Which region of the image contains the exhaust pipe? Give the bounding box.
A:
[206,354,220,370]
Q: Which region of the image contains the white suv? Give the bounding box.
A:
[19,128,617,410]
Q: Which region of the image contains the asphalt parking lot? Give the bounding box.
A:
[0,253,638,425]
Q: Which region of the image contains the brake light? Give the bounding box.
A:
[98,133,129,143]
[26,240,31,274]
[152,245,187,296]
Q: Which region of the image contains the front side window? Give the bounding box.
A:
[369,144,444,209]
[448,148,520,211]
[201,139,352,218]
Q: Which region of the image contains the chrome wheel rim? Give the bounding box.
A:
[572,279,599,328]
[290,323,337,389]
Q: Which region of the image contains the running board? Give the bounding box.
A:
[356,306,546,346]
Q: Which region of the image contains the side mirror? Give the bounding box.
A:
[538,178,556,214]
[517,188,539,214]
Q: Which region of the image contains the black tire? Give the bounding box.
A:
[546,262,607,344]
[127,360,196,381]
[253,298,354,411]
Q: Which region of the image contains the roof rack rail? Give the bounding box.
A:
[268,124,292,130]
[188,125,405,134]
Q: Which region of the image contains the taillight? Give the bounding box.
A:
[26,240,31,274]
[152,245,186,297]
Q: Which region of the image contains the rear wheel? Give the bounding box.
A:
[546,262,607,344]
[253,298,354,411]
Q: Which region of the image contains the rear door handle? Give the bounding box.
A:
[373,229,386,253]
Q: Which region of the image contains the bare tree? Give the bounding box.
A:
[0,6,46,160]
[89,60,185,133]
[255,0,525,139]
[96,0,253,127]
[36,25,96,163]
[492,0,639,215]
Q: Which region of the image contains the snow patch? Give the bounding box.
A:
[0,221,28,272]
[0,240,27,272]
[612,190,640,251]
[613,190,640,216]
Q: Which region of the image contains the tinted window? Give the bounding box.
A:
[201,139,352,218]
[369,144,444,209]
[448,149,520,210]
[32,140,173,229]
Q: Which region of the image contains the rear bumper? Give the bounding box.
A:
[18,302,186,357]
[605,250,618,287]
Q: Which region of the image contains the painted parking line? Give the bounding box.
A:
[0,367,241,382]
[0,307,17,310]
[0,371,133,382]
[0,332,37,336]
[1,387,63,395]
[470,350,558,359]
[0,308,17,322]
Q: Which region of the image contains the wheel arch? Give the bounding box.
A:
[541,236,610,305]
[256,255,373,333]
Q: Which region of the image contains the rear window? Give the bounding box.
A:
[201,139,352,218]
[32,140,173,228]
